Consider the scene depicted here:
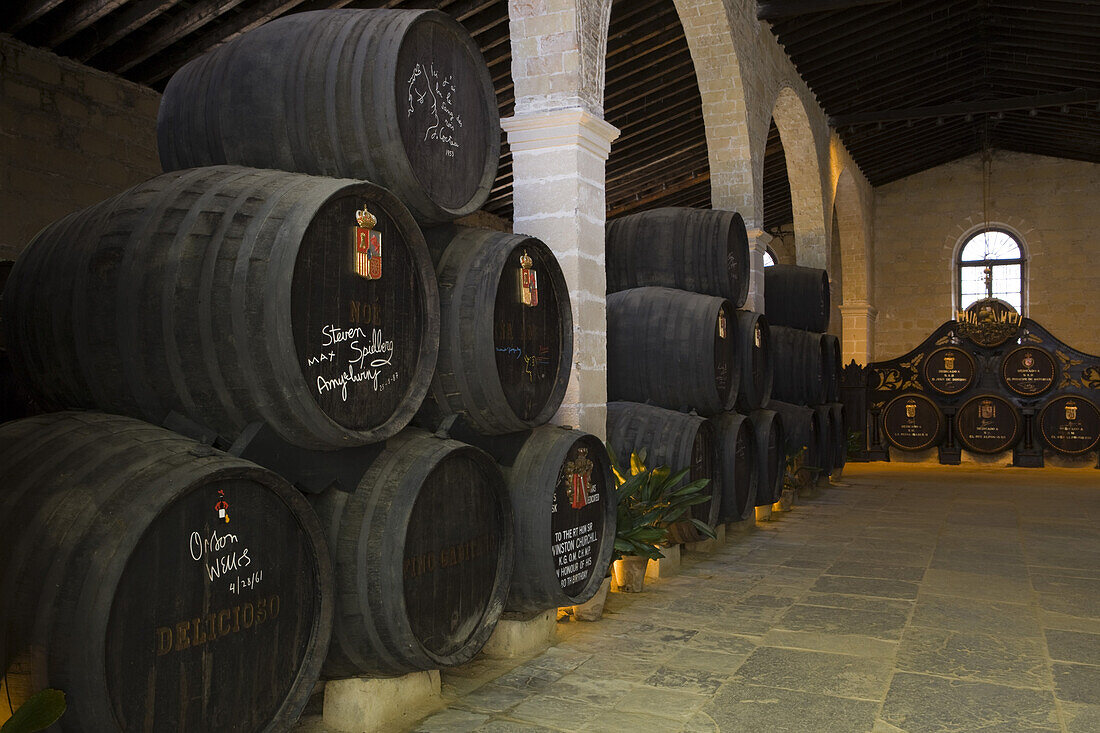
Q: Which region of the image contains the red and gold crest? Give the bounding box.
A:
[980,400,996,420]
[518,250,538,307]
[905,400,917,419]
[1022,351,1035,369]
[1066,401,1078,421]
[943,352,955,370]
[563,448,594,509]
[353,208,382,280]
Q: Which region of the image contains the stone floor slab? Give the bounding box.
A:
[895,626,1050,688]
[702,682,879,732]
[1052,662,1100,705]
[1045,628,1100,665]
[880,672,1061,732]
[733,645,893,700]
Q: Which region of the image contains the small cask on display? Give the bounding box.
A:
[0,412,333,732]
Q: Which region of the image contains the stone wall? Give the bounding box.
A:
[873,151,1100,360]
[0,35,162,260]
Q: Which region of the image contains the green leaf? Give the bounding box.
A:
[688,518,718,539]
[2,689,66,733]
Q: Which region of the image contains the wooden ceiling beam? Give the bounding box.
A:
[37,0,132,47]
[757,0,899,21]
[4,0,66,34]
[63,0,183,62]
[608,172,710,218]
[99,0,252,74]
[830,88,1100,126]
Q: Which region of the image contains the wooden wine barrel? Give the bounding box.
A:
[158,10,499,224]
[310,429,512,676]
[606,401,720,544]
[827,402,848,474]
[605,208,750,307]
[748,409,786,505]
[2,166,439,450]
[420,226,572,435]
[735,310,773,412]
[822,334,842,403]
[769,400,824,472]
[764,265,831,332]
[770,326,827,406]
[814,404,838,478]
[0,412,333,732]
[607,287,738,416]
[708,412,758,522]
[497,427,617,614]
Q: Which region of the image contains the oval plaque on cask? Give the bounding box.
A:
[607,402,720,543]
[2,167,439,450]
[423,227,572,434]
[1001,346,1057,396]
[310,429,512,676]
[923,347,975,395]
[748,409,785,506]
[0,412,332,732]
[956,393,1021,454]
[1039,395,1100,454]
[735,310,773,412]
[605,208,750,306]
[707,412,758,522]
[503,427,617,614]
[607,287,738,416]
[158,10,499,223]
[883,393,944,451]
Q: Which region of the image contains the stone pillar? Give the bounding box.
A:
[839,301,877,364]
[745,226,768,314]
[502,109,619,438]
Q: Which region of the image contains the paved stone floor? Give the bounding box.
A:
[318,463,1100,732]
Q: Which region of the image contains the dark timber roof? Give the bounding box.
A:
[3,1,1096,224]
[762,0,1100,186]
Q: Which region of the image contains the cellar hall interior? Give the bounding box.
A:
[1,1,1098,732]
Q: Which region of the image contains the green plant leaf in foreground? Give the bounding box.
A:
[1,688,66,733]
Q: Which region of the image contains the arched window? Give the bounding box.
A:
[957,229,1026,313]
[763,248,776,267]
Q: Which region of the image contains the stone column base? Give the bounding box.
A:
[480,609,557,659]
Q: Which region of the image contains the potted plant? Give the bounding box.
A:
[608,446,716,592]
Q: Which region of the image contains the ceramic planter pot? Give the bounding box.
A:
[612,555,647,592]
[571,576,611,621]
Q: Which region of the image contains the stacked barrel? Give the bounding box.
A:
[605,208,786,536]
[0,10,615,730]
[764,265,846,483]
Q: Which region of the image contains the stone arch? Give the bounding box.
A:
[770,85,827,268]
[670,0,755,217]
[831,165,876,363]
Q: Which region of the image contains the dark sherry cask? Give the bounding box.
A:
[607,287,738,416]
[0,412,333,732]
[2,166,439,449]
[158,10,499,224]
[310,429,512,676]
[605,207,750,307]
